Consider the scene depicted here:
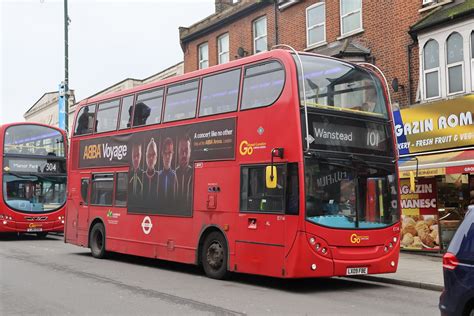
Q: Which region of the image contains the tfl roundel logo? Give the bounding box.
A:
[141,216,153,235]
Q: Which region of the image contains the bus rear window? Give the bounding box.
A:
[241,61,285,110]
[134,89,163,127]
[199,69,240,117]
[164,80,199,122]
[96,99,119,133]
[74,104,96,136]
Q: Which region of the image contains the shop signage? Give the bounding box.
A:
[400,178,440,251]
[393,95,474,155]
[399,168,446,178]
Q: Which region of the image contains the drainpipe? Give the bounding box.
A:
[407,41,417,106]
[274,1,279,46]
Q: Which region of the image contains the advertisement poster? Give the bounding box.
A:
[400,178,440,251]
[79,118,236,216]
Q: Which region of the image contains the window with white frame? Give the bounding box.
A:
[218,33,229,64]
[340,0,362,36]
[423,39,440,99]
[446,32,464,95]
[471,31,474,91]
[253,16,267,54]
[306,2,326,47]
[199,43,209,69]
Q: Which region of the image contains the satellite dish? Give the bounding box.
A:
[237,47,247,57]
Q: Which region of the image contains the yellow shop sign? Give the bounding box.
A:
[393,95,474,155]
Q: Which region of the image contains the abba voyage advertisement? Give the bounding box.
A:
[79,118,236,216]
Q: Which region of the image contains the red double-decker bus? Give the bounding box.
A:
[0,122,67,237]
[65,49,400,279]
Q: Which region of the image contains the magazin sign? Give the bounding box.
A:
[393,95,474,155]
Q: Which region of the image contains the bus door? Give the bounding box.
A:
[235,164,289,277]
[68,174,91,246]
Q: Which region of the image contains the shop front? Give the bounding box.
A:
[393,95,474,252]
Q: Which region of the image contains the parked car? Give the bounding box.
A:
[439,205,474,316]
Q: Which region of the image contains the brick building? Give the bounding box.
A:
[179,0,465,108]
[179,0,474,253]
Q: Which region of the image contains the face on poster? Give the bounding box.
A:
[79,118,236,216]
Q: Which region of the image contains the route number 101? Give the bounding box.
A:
[367,130,380,148]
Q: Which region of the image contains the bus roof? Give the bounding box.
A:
[75,49,357,109]
[0,121,66,134]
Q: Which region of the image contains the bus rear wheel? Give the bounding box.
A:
[202,232,229,280]
[90,223,106,259]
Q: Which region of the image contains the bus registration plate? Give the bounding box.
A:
[346,267,368,275]
[27,228,42,232]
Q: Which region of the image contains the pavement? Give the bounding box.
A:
[355,251,444,291]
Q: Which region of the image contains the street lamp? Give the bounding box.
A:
[63,0,70,133]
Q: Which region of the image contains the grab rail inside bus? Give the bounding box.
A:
[272,44,310,152]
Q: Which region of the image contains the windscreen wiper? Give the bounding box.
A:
[306,152,357,170]
[4,171,33,180]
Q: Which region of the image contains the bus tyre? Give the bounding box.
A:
[90,223,106,259]
[202,232,229,280]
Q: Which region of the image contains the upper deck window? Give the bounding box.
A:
[164,80,199,122]
[74,104,96,136]
[134,88,163,127]
[4,124,65,157]
[199,69,240,116]
[118,95,134,129]
[241,61,285,110]
[295,55,388,118]
[96,99,120,133]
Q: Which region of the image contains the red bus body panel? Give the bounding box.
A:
[65,50,400,278]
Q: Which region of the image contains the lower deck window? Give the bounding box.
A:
[91,174,114,206]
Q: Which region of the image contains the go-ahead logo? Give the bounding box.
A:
[141,216,153,235]
[350,233,369,244]
[239,140,266,156]
[239,140,254,155]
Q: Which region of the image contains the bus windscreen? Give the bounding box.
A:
[4,124,65,157]
[305,158,399,229]
[294,55,388,118]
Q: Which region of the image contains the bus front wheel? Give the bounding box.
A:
[202,232,229,280]
[90,223,106,259]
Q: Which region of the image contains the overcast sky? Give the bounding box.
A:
[0,0,215,124]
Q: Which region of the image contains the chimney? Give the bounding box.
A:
[215,0,234,14]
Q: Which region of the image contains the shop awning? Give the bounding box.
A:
[399,150,474,178]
